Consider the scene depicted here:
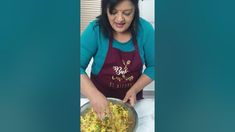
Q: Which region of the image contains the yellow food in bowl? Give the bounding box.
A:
[80,102,133,132]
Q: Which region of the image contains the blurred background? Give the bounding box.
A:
[0,0,79,131]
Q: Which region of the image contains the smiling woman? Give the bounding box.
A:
[80,0,155,131]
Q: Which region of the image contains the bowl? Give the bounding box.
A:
[80,97,138,132]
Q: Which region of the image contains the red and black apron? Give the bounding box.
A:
[91,38,143,100]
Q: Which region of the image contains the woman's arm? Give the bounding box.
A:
[80,21,109,119]
[80,74,109,120]
[123,19,155,106]
[80,74,101,100]
[80,21,98,75]
[123,74,153,106]
[130,74,153,94]
[80,21,101,103]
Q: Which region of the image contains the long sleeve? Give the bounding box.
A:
[80,21,98,75]
[142,22,155,80]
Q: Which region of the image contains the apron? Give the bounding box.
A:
[91,38,143,100]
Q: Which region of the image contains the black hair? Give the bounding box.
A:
[96,0,140,40]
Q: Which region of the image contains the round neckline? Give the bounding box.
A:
[113,38,132,45]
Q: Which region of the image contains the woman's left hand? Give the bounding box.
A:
[123,89,137,107]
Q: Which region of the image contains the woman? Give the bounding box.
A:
[81,0,155,121]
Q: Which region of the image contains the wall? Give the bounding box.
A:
[81,0,155,31]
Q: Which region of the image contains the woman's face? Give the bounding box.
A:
[107,0,135,34]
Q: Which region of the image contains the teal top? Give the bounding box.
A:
[80,18,155,80]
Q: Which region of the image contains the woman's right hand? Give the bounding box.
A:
[80,74,109,120]
[89,92,109,120]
